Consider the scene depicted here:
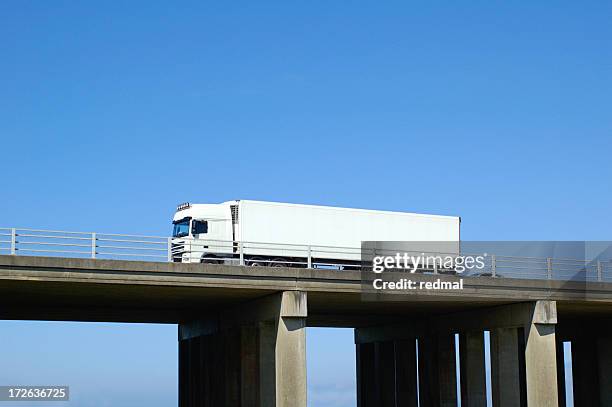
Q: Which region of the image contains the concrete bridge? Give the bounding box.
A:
[1,254,612,407]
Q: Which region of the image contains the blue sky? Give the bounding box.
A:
[0,1,610,406]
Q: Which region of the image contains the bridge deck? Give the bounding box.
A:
[0,255,610,325]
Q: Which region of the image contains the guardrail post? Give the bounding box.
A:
[547,257,552,280]
[10,228,16,255]
[597,261,603,282]
[491,254,496,277]
[307,245,312,269]
[239,242,244,266]
[167,237,172,262]
[91,233,96,259]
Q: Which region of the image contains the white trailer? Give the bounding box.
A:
[171,200,460,268]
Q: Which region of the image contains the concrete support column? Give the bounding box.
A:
[525,324,558,406]
[571,333,599,406]
[597,337,612,406]
[419,333,457,407]
[490,327,526,407]
[564,325,612,407]
[178,291,307,407]
[395,339,418,407]
[460,331,487,407]
[258,321,276,407]
[375,341,397,407]
[437,334,458,407]
[524,302,559,407]
[355,341,401,407]
[241,325,259,405]
[489,301,558,407]
[271,314,307,407]
[418,335,438,407]
[355,335,418,407]
[179,329,239,406]
[356,342,376,407]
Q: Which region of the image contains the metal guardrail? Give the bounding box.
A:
[0,228,171,261]
[0,227,611,282]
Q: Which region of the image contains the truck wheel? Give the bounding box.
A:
[269,259,286,268]
[201,256,221,264]
[248,258,265,267]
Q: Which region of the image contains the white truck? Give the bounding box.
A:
[171,200,460,268]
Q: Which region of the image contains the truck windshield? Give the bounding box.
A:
[172,219,190,237]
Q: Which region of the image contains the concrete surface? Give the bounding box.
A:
[1,255,611,325]
[2,255,612,406]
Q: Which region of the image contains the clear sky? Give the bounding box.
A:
[0,1,610,406]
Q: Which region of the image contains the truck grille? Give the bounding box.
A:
[171,243,184,262]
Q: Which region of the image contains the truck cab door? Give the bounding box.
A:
[191,219,208,237]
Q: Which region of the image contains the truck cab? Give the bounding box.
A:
[171,202,236,263]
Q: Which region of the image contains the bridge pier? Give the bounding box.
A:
[421,332,459,407]
[490,327,526,406]
[459,331,487,407]
[356,339,419,407]
[355,300,560,407]
[524,323,558,406]
[178,291,307,407]
[355,329,458,407]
